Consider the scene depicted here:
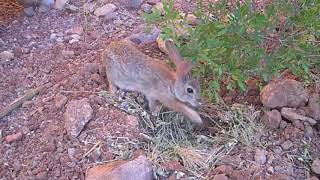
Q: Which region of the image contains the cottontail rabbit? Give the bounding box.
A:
[102,40,203,125]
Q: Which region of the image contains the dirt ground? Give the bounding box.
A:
[0,0,319,180]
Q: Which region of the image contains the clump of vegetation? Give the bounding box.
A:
[144,0,320,101]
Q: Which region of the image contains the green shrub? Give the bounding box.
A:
[144,0,320,101]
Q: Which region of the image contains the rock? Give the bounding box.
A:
[0,50,14,60]
[36,171,48,180]
[24,7,36,17]
[311,159,320,175]
[16,0,41,7]
[212,174,228,180]
[54,94,68,109]
[266,173,290,180]
[38,0,54,13]
[280,140,293,150]
[94,4,117,17]
[119,0,143,9]
[13,47,30,57]
[230,170,251,180]
[281,107,317,125]
[54,0,69,9]
[126,115,139,128]
[266,166,274,174]
[260,79,309,108]
[279,120,287,129]
[153,2,164,14]
[86,155,153,180]
[254,149,267,165]
[186,14,200,26]
[69,34,81,44]
[127,25,160,44]
[156,36,168,54]
[61,50,75,57]
[5,132,23,143]
[212,165,233,176]
[141,3,152,13]
[84,2,96,13]
[64,98,93,137]
[146,0,159,5]
[307,94,320,121]
[261,110,282,129]
[83,63,100,74]
[104,12,117,23]
[65,25,83,35]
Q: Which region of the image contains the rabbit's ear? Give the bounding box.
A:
[165,40,184,65]
[177,61,193,79]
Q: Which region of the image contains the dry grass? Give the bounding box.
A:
[100,90,264,179]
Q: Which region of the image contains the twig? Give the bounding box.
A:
[0,86,44,120]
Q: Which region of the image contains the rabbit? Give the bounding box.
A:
[102,39,203,126]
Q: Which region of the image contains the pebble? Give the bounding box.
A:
[311,159,320,175]
[280,140,293,150]
[0,50,14,60]
[254,149,267,165]
[94,4,117,17]
[5,132,23,143]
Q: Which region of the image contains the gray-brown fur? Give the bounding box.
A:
[102,40,202,125]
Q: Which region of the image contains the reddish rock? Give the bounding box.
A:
[261,110,282,129]
[260,79,309,108]
[213,174,229,180]
[254,149,267,165]
[217,155,242,168]
[280,140,293,150]
[211,165,233,176]
[86,155,153,180]
[307,94,320,121]
[64,98,93,137]
[5,132,23,143]
[126,115,139,128]
[311,159,320,175]
[230,170,251,180]
[266,173,290,180]
[281,107,316,125]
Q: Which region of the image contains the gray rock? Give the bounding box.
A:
[86,155,153,180]
[260,79,309,108]
[127,25,160,44]
[54,0,69,10]
[94,4,117,17]
[64,98,93,137]
[0,50,14,61]
[261,110,282,129]
[307,94,320,121]
[141,3,152,13]
[280,140,293,150]
[311,159,320,175]
[24,7,36,17]
[39,0,54,12]
[16,0,41,7]
[83,63,100,74]
[254,149,267,165]
[281,107,317,125]
[119,0,143,9]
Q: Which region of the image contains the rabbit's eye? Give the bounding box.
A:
[187,88,194,93]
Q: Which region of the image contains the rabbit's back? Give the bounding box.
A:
[103,41,175,94]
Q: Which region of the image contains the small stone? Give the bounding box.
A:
[156,36,168,54]
[119,0,143,9]
[54,94,68,109]
[186,14,200,26]
[54,0,69,9]
[279,120,287,129]
[153,2,164,14]
[84,2,96,13]
[146,0,159,5]
[5,132,23,143]
[64,98,93,137]
[311,159,320,175]
[217,155,242,168]
[212,165,233,176]
[94,4,117,17]
[66,26,83,35]
[281,107,317,125]
[86,155,153,180]
[0,50,14,60]
[254,149,267,165]
[36,171,47,180]
[141,3,152,13]
[261,110,282,129]
[22,100,33,108]
[24,7,36,17]
[307,94,320,121]
[266,166,274,174]
[62,50,75,57]
[83,63,100,74]
[212,174,228,180]
[126,115,139,128]
[260,79,309,108]
[104,12,117,23]
[69,34,81,44]
[280,140,293,150]
[127,25,160,44]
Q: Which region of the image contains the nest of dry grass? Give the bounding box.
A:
[0,0,23,23]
